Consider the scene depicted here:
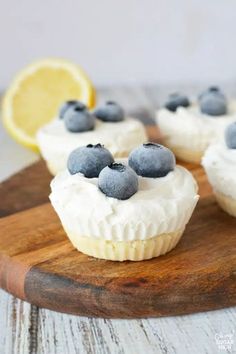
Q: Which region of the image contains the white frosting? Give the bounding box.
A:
[50,160,199,242]
[37,118,147,174]
[202,143,236,199]
[157,102,236,152]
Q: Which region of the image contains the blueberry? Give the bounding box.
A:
[225,122,236,149]
[64,104,95,132]
[200,92,227,116]
[98,163,138,200]
[67,144,114,177]
[198,86,226,101]
[94,101,125,122]
[164,93,190,112]
[128,143,175,178]
[59,100,85,119]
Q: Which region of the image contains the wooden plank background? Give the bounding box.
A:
[0,86,236,354]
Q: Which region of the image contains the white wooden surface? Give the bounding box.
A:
[0,87,236,354]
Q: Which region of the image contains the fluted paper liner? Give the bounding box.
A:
[157,116,211,163]
[56,194,198,242]
[163,141,204,164]
[47,161,59,176]
[215,191,236,217]
[64,228,184,261]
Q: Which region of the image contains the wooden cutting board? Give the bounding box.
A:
[0,126,235,318]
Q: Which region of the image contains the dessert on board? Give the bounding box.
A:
[156,87,236,163]
[50,143,199,261]
[202,121,236,216]
[37,101,147,175]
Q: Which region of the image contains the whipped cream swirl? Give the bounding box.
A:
[157,101,236,152]
[37,118,147,174]
[50,161,199,241]
[202,143,236,199]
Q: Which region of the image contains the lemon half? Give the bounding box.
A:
[2,58,96,151]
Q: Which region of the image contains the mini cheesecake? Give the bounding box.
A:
[156,87,236,164]
[37,101,147,175]
[50,143,199,261]
[202,121,236,216]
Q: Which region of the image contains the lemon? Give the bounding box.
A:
[2,58,96,151]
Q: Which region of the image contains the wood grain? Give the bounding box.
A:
[1,289,235,354]
[0,160,51,218]
[0,127,235,318]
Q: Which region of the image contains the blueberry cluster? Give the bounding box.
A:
[67,142,175,200]
[59,100,125,133]
[164,86,227,116]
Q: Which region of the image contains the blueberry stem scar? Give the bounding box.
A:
[143,142,162,149]
[109,163,126,172]
[86,143,103,148]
